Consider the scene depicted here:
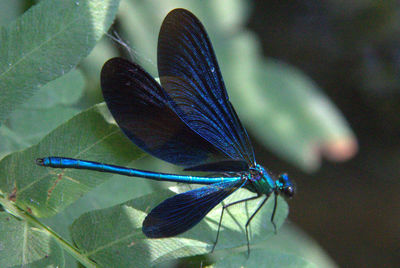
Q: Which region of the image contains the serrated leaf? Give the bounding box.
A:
[0,0,120,122]
[0,104,145,218]
[70,186,288,267]
[0,212,64,268]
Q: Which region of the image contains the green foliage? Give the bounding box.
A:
[0,70,84,159]
[214,249,315,268]
[0,0,120,123]
[0,0,344,267]
[70,188,288,267]
[0,212,65,268]
[0,104,144,267]
[0,104,143,218]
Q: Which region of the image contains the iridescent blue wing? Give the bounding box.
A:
[101,57,227,167]
[158,9,255,168]
[143,179,244,238]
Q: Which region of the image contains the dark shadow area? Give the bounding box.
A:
[248,1,400,267]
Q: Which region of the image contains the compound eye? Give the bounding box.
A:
[285,186,294,197]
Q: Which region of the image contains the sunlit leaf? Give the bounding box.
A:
[0,104,144,218]
[70,186,288,267]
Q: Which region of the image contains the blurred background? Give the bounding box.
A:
[247,1,400,267]
[1,0,399,267]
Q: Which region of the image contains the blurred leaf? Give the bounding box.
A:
[118,0,356,171]
[118,0,247,73]
[23,70,83,108]
[70,186,288,267]
[0,0,22,26]
[0,0,121,123]
[262,223,338,268]
[79,37,119,103]
[213,249,315,268]
[117,0,159,74]
[219,29,357,172]
[0,212,64,267]
[0,70,85,159]
[0,104,145,218]
[222,32,357,170]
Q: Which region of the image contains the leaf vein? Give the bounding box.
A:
[17,129,120,196]
[0,7,87,81]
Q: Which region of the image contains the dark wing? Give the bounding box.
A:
[184,159,249,172]
[101,57,229,167]
[143,179,244,238]
[158,8,255,169]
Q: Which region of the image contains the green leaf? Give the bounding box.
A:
[0,0,121,123]
[220,30,356,172]
[0,212,64,267]
[0,70,85,159]
[213,249,315,268]
[260,223,337,267]
[0,103,145,218]
[78,37,120,103]
[41,160,159,268]
[70,186,288,267]
[0,0,21,26]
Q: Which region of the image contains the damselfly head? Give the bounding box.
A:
[277,173,295,198]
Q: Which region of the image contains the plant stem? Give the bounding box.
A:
[0,197,97,268]
[25,212,97,268]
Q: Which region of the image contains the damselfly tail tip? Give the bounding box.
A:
[36,158,45,166]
